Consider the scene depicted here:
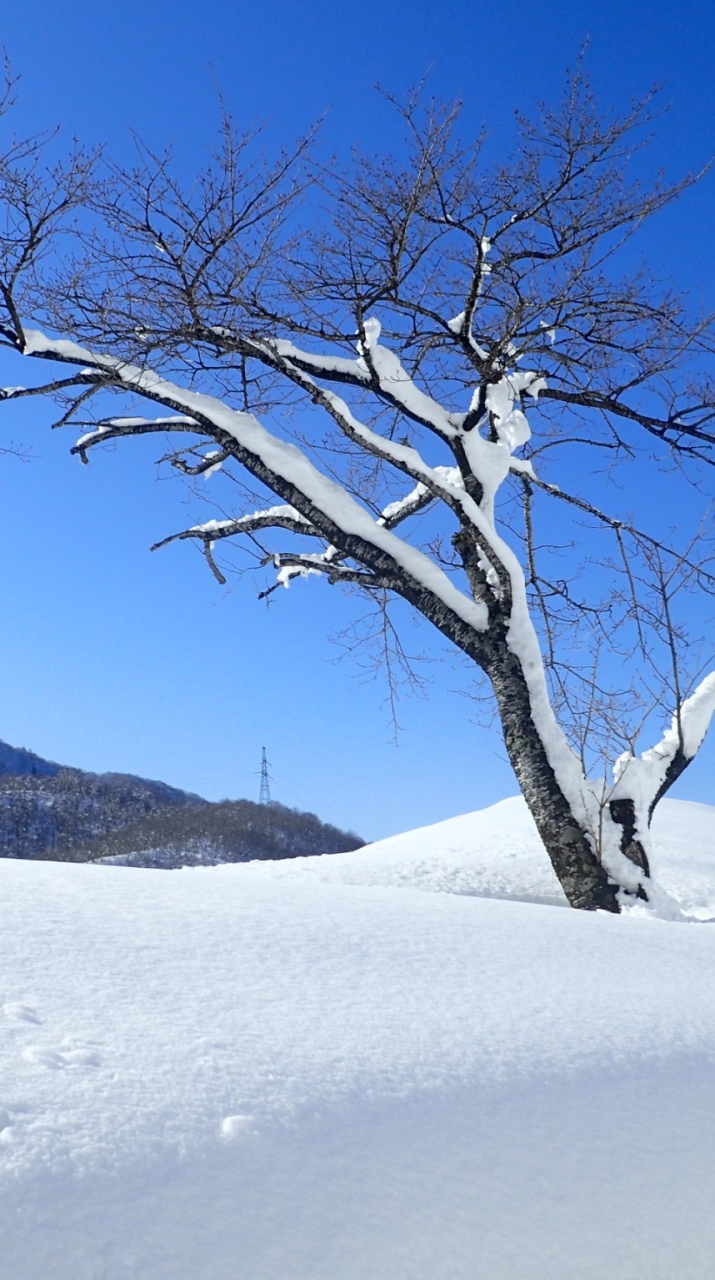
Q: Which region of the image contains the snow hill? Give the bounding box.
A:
[1,796,714,1279]
[258,793,715,918]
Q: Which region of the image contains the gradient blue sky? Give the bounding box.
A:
[1,0,714,839]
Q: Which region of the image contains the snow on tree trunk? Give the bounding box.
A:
[484,637,620,912]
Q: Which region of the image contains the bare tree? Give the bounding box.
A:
[1,66,714,912]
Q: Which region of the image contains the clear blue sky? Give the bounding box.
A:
[0,1,714,839]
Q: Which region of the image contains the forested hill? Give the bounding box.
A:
[68,800,365,868]
[0,740,204,860]
[0,739,363,865]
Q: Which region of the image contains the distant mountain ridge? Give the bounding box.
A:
[0,738,363,865]
[0,738,204,860]
[0,739,60,778]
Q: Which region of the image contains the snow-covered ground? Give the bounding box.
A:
[1,796,714,1279]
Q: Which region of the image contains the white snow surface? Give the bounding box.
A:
[262,794,715,916]
[1,796,714,1278]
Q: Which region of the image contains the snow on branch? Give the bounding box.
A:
[151,505,319,585]
[271,339,371,383]
[270,555,394,594]
[378,482,436,529]
[613,670,715,816]
[172,449,228,479]
[355,318,461,440]
[19,325,490,636]
[264,537,404,597]
[252,325,461,442]
[675,671,715,759]
[448,234,493,355]
[321,383,456,491]
[259,483,441,598]
[73,414,201,457]
[151,505,317,553]
[270,341,521,549]
[0,371,111,400]
[169,479,437,597]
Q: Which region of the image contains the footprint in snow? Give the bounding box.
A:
[2,1002,41,1024]
[22,1048,66,1069]
[22,1046,102,1070]
[61,1047,103,1068]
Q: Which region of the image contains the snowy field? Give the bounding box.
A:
[1,796,714,1279]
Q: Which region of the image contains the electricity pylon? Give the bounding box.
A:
[258,747,272,806]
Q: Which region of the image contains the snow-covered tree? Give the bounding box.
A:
[1,67,714,912]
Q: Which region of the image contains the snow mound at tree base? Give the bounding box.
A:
[1,798,714,1279]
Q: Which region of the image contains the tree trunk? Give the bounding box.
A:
[484,638,621,912]
[609,798,650,901]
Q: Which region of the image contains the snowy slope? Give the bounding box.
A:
[1,797,714,1279]
[254,794,715,916]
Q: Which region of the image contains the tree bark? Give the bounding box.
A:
[484,635,621,912]
[609,798,650,884]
